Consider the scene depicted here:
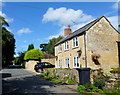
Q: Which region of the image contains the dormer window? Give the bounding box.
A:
[64,41,69,50]
[58,44,62,52]
[73,37,78,48]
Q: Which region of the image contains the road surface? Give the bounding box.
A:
[2,68,79,94]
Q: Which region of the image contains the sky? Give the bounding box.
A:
[1,2,119,57]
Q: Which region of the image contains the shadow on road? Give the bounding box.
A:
[2,73,12,78]
[2,75,58,94]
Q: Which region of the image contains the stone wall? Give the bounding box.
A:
[86,17,119,72]
[43,68,119,88]
[44,68,79,83]
[41,58,55,65]
[25,60,39,72]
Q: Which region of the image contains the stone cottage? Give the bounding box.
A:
[54,16,119,72]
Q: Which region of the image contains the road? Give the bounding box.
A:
[2,68,79,94]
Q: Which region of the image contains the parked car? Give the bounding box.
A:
[34,62,55,72]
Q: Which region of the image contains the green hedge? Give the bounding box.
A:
[24,49,44,61]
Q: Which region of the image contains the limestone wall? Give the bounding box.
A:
[25,60,39,72]
[41,58,55,65]
[86,17,119,72]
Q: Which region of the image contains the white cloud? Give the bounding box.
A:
[0,11,14,23]
[44,7,94,40]
[42,7,93,26]
[107,16,118,29]
[46,16,118,40]
[17,28,32,34]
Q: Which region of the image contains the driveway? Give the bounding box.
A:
[2,68,79,94]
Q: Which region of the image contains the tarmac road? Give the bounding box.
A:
[2,68,79,94]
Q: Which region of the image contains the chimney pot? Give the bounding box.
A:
[64,25,72,37]
[68,25,70,29]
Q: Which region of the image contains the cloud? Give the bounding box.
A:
[107,16,118,29]
[17,28,32,34]
[42,7,93,26]
[44,7,94,40]
[0,11,14,23]
[46,16,118,40]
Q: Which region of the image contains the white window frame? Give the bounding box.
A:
[58,44,62,52]
[58,59,62,68]
[73,56,80,68]
[73,36,79,48]
[64,41,69,50]
[65,58,70,68]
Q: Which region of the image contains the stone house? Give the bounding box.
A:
[54,16,120,72]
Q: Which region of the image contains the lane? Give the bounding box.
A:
[2,69,36,79]
[2,69,79,94]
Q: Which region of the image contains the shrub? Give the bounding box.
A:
[77,85,86,93]
[68,80,77,85]
[24,49,44,61]
[85,83,96,91]
[93,79,105,89]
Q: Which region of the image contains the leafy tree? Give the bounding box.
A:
[14,51,25,66]
[45,36,63,55]
[1,16,15,66]
[40,43,48,52]
[24,49,44,61]
[27,44,34,51]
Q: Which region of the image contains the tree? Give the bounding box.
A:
[40,43,48,52]
[14,51,25,66]
[27,44,34,51]
[1,16,15,66]
[45,36,63,55]
[24,49,44,61]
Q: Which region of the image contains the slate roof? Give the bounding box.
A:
[55,16,105,46]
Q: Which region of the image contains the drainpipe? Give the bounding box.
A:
[84,32,87,68]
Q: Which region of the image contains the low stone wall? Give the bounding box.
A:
[43,68,119,88]
[25,60,39,72]
[41,58,55,65]
[44,68,79,83]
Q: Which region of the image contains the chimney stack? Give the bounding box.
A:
[64,25,72,37]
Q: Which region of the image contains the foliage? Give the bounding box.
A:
[77,83,104,94]
[103,88,120,95]
[27,44,34,51]
[93,79,105,89]
[37,69,77,85]
[110,67,120,73]
[77,85,86,93]
[14,51,26,66]
[24,49,44,61]
[40,43,48,52]
[1,16,15,66]
[68,80,77,85]
[40,36,63,55]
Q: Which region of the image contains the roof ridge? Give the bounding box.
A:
[55,16,108,46]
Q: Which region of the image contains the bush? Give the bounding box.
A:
[77,85,86,93]
[85,83,96,91]
[24,49,44,61]
[93,79,105,89]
